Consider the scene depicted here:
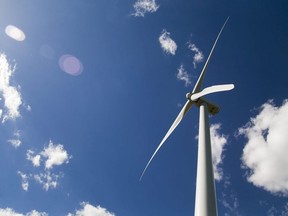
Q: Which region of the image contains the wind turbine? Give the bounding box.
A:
[140,17,233,216]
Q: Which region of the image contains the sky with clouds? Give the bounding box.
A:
[0,0,287,215]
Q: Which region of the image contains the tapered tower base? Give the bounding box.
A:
[194,103,218,216]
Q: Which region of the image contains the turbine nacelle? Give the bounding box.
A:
[186,92,219,115]
[186,84,234,115]
[195,98,220,115]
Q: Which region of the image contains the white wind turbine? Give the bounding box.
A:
[140,17,233,216]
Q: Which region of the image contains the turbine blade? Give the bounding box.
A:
[192,17,230,94]
[190,84,234,101]
[140,100,193,180]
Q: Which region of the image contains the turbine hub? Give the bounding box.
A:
[186,92,192,100]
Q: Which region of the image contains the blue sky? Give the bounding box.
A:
[0,0,288,215]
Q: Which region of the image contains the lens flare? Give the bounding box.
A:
[5,25,26,41]
[59,54,83,76]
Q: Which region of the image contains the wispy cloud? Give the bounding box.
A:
[267,202,288,216]
[239,99,288,195]
[18,171,29,191]
[8,139,21,148]
[8,130,22,148]
[132,0,159,17]
[0,208,47,216]
[221,195,240,216]
[67,202,115,216]
[177,65,191,86]
[188,42,204,68]
[34,171,62,191]
[210,123,228,181]
[18,170,63,192]
[26,104,32,112]
[159,30,177,55]
[219,176,241,216]
[18,171,53,192]
[0,53,22,123]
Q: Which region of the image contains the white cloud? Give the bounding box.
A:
[239,99,288,195]
[19,140,71,191]
[159,30,177,55]
[188,42,204,68]
[26,210,48,216]
[26,140,71,169]
[18,171,29,191]
[0,204,114,216]
[0,208,20,216]
[0,53,22,123]
[210,123,228,181]
[132,0,159,17]
[41,140,71,169]
[27,150,41,167]
[177,65,191,86]
[68,202,115,216]
[0,208,47,216]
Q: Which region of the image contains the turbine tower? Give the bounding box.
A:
[140,17,233,216]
